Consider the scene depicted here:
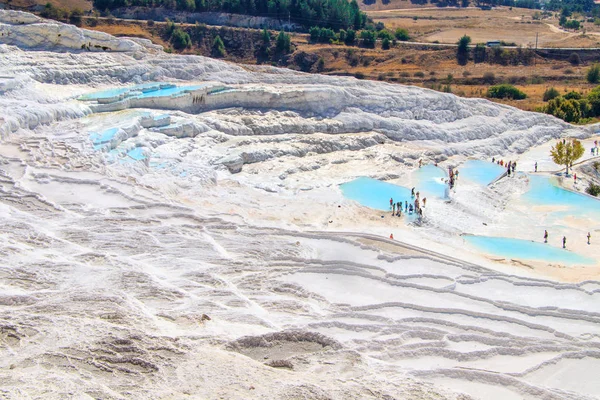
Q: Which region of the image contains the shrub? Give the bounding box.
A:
[543,87,560,101]
[382,37,391,50]
[355,72,365,79]
[359,30,376,48]
[564,68,574,74]
[486,84,527,100]
[563,19,580,29]
[568,52,581,65]
[69,8,83,25]
[528,75,544,84]
[586,182,600,196]
[394,28,410,41]
[564,91,582,100]
[171,27,191,50]
[316,57,325,72]
[345,29,356,45]
[587,64,600,84]
[463,71,471,77]
[482,72,495,84]
[414,71,425,78]
[400,72,410,77]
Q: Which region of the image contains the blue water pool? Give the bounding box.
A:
[522,175,600,216]
[127,147,146,161]
[412,165,448,198]
[135,85,203,99]
[79,83,166,101]
[340,177,412,211]
[464,235,595,265]
[460,160,506,186]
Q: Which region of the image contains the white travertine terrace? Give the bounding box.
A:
[1,12,599,400]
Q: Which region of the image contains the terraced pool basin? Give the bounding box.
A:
[460,160,506,186]
[411,165,448,198]
[464,235,595,265]
[340,177,412,211]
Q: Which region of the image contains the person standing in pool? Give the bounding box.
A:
[544,230,548,243]
[411,188,415,197]
[535,162,538,172]
[405,201,408,212]
[588,232,591,245]
[512,162,516,174]
[397,201,401,214]
[390,198,393,209]
[563,236,567,249]
[392,202,395,216]
[423,197,427,207]
[492,157,495,163]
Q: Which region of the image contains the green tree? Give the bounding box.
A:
[261,28,271,45]
[382,37,390,50]
[345,29,356,45]
[171,27,191,50]
[457,35,471,65]
[276,30,291,54]
[543,87,560,101]
[212,35,226,57]
[550,138,585,175]
[359,30,376,48]
[587,64,600,84]
[394,28,409,41]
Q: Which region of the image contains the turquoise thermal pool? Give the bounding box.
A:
[340,177,412,211]
[464,235,595,265]
[460,160,506,186]
[411,165,448,198]
[522,175,600,217]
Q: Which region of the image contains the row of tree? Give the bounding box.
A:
[94,0,367,30]
[542,86,600,124]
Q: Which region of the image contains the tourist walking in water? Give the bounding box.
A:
[392,202,395,215]
[390,198,393,209]
[588,232,591,245]
[423,197,427,207]
[411,188,415,197]
[544,230,548,243]
[563,236,567,249]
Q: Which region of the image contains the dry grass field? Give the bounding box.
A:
[367,6,600,48]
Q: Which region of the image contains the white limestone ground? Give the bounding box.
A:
[1,11,600,400]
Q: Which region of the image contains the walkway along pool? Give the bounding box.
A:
[460,160,506,186]
[464,235,595,265]
[340,177,412,211]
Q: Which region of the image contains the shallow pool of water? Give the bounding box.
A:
[340,177,412,211]
[135,85,203,99]
[79,83,165,101]
[460,160,506,186]
[412,165,448,198]
[522,175,600,217]
[127,147,146,161]
[464,235,595,265]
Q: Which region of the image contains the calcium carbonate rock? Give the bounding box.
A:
[0,10,143,52]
